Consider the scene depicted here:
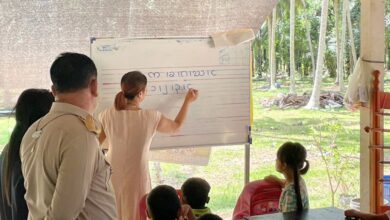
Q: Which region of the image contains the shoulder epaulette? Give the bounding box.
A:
[79,115,101,135]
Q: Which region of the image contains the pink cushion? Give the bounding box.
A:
[232,180,282,220]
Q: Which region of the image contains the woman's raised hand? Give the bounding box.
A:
[185,88,199,103]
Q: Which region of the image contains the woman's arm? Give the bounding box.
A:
[157,89,198,134]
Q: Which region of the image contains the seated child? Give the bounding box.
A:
[181,177,211,218]
[198,213,223,220]
[345,209,390,220]
[147,185,196,220]
[265,142,310,212]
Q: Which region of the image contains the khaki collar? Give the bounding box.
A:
[50,102,89,120]
[49,102,101,135]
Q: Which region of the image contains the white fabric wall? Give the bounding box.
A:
[0,0,276,109]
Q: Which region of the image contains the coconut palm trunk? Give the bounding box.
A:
[289,0,296,94]
[334,0,341,84]
[270,7,277,90]
[346,0,357,66]
[267,16,272,85]
[305,0,329,109]
[338,0,347,91]
[301,0,315,79]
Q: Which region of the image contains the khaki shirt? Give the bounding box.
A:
[20,102,117,220]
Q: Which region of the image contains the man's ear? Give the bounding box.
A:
[90,78,98,97]
[51,85,57,97]
[206,196,210,204]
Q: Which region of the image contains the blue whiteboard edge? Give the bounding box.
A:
[247,125,252,144]
[90,37,96,44]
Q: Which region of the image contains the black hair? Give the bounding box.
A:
[147,185,181,220]
[2,89,54,204]
[114,71,147,110]
[181,177,211,209]
[50,52,97,93]
[198,213,223,220]
[277,142,309,212]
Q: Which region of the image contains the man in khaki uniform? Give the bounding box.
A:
[20,53,117,219]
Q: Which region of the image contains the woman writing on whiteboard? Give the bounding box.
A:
[98,71,198,220]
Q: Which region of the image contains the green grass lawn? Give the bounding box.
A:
[0,77,369,219]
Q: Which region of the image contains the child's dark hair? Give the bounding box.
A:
[277,142,309,212]
[198,213,223,220]
[147,185,181,220]
[114,71,147,110]
[181,177,210,209]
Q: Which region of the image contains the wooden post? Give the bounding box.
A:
[371,70,383,212]
[360,1,385,213]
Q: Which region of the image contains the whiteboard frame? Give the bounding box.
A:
[91,36,253,184]
[91,36,252,147]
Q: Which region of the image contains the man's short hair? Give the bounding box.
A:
[198,213,223,220]
[181,177,211,209]
[147,185,181,220]
[50,52,97,93]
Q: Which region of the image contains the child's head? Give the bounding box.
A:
[276,142,310,212]
[147,185,181,220]
[181,177,210,209]
[276,142,309,175]
[198,213,223,220]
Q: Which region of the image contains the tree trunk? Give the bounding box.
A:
[253,31,260,78]
[268,16,272,83]
[305,0,329,109]
[289,0,296,94]
[306,22,315,79]
[346,0,357,66]
[334,0,341,84]
[301,0,316,80]
[338,0,347,91]
[270,7,277,90]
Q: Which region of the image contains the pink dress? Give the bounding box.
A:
[99,107,161,220]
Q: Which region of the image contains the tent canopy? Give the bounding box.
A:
[0,0,277,109]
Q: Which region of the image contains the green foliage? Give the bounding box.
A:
[0,117,14,148]
[254,0,362,81]
[310,118,359,207]
[325,50,337,77]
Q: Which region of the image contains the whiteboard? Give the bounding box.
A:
[91,37,251,149]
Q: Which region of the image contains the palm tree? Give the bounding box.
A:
[301,0,316,79]
[346,0,357,66]
[305,0,329,109]
[268,16,273,86]
[270,7,277,90]
[334,0,341,85]
[338,0,347,91]
[289,0,296,94]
